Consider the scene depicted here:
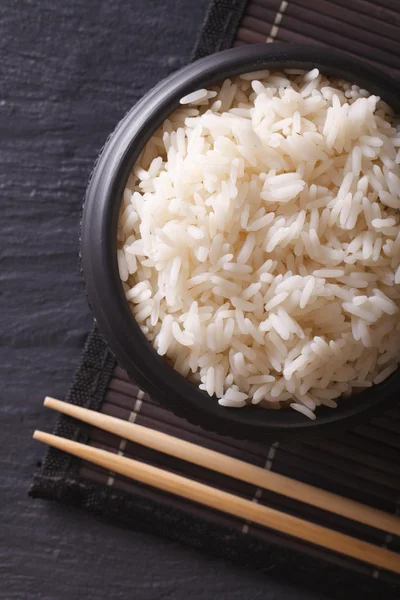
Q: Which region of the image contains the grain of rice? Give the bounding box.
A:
[265,292,289,311]
[313,269,345,278]
[373,363,397,384]
[290,403,317,420]
[180,89,208,104]
[269,314,291,340]
[231,297,256,311]
[172,321,194,346]
[299,277,315,309]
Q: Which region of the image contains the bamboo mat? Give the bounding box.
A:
[233,0,400,78]
[86,363,400,568]
[32,1,400,598]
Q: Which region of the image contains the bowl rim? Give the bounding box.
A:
[81,43,400,440]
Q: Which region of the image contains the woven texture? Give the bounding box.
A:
[32,2,400,598]
[234,0,400,78]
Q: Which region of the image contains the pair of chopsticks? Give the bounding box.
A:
[34,397,400,575]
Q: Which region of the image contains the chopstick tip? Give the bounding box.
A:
[33,430,51,444]
[44,396,58,408]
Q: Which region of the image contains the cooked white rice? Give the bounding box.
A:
[117,69,400,419]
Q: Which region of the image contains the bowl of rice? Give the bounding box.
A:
[81,44,400,440]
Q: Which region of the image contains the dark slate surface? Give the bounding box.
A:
[0,1,330,598]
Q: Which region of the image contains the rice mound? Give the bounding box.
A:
[117,68,400,419]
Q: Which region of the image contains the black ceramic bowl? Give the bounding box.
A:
[81,44,400,441]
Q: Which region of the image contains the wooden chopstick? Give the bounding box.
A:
[43,396,400,537]
[33,429,400,574]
